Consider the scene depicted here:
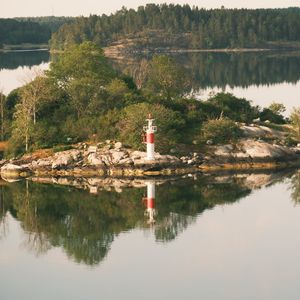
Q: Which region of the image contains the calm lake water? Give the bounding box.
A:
[1,171,300,300]
[0,50,300,115]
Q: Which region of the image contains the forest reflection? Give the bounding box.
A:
[111,51,300,90]
[1,51,300,92]
[0,51,49,70]
[0,170,298,266]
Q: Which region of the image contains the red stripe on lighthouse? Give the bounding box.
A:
[146,133,154,143]
[147,198,155,209]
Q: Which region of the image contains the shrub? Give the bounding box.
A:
[53,145,74,153]
[200,118,243,144]
[207,92,259,123]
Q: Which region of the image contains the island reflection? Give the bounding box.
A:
[0,170,298,266]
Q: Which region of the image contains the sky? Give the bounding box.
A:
[1,0,300,18]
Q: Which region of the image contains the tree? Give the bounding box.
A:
[200,118,243,144]
[268,102,286,115]
[47,42,116,118]
[290,107,300,141]
[21,72,52,124]
[146,55,189,100]
[207,93,259,123]
[10,97,33,153]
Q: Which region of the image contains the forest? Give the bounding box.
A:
[0,19,50,47]
[0,17,72,49]
[50,5,300,51]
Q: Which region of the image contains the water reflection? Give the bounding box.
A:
[111,51,300,90]
[0,50,49,70]
[0,170,296,266]
[143,181,156,225]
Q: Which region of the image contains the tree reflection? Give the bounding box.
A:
[110,51,300,91]
[3,173,287,265]
[290,171,300,204]
[0,51,49,70]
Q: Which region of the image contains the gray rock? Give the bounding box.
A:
[214,145,234,157]
[118,158,133,165]
[52,149,81,169]
[110,151,126,164]
[130,151,147,160]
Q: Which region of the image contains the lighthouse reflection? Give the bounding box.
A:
[143,181,157,225]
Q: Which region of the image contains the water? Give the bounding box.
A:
[0,171,300,299]
[1,50,300,114]
[0,50,49,94]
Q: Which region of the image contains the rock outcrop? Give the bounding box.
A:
[201,139,299,170]
[1,136,300,180]
[0,141,194,179]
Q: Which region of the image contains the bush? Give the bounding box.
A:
[200,118,243,144]
[207,92,259,123]
[259,108,285,124]
[96,109,122,140]
[53,145,74,153]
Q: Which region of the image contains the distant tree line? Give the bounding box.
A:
[0,17,73,48]
[0,19,50,46]
[50,5,300,50]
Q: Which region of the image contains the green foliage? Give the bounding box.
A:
[259,108,286,124]
[50,5,300,51]
[146,55,189,99]
[96,109,122,140]
[118,102,185,152]
[0,19,50,46]
[268,102,286,115]
[207,92,259,123]
[53,145,74,153]
[290,107,300,141]
[200,118,243,144]
[47,42,117,118]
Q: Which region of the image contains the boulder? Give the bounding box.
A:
[242,139,294,159]
[87,153,104,166]
[114,142,123,150]
[212,139,296,162]
[214,145,234,157]
[130,151,147,160]
[52,149,81,169]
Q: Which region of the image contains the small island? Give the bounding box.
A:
[1,41,300,181]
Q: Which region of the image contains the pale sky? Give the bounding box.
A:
[2,0,300,18]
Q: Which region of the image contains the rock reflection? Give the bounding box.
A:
[0,170,296,265]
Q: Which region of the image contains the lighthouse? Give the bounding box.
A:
[143,181,156,224]
[143,114,157,160]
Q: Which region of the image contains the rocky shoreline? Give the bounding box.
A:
[1,135,300,181]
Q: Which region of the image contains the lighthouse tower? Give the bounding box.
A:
[143,114,157,160]
[143,181,156,224]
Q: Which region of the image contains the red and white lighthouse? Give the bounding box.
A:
[143,181,156,224]
[143,114,157,160]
